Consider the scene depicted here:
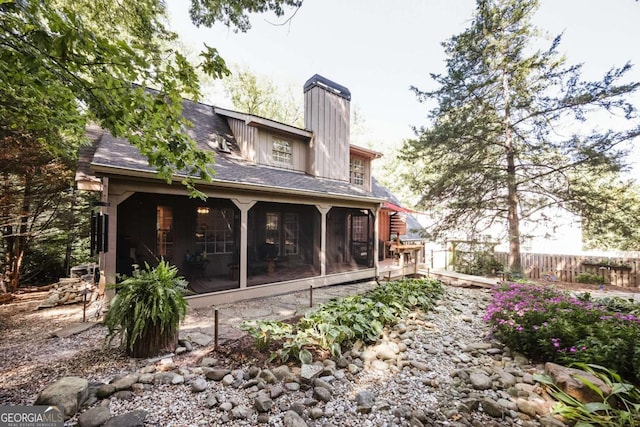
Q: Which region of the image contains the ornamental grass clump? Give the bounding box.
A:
[484,283,640,383]
[104,260,188,358]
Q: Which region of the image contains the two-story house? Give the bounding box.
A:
[77,74,393,307]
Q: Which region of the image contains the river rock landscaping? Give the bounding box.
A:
[1,279,639,426]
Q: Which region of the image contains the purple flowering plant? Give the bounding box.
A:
[484,282,640,382]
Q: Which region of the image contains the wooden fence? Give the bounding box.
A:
[494,252,640,288]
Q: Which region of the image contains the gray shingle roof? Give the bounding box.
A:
[89,98,381,202]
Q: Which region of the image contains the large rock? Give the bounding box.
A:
[103,410,147,427]
[111,374,139,391]
[545,362,611,403]
[355,390,375,413]
[283,410,308,427]
[35,376,89,418]
[254,395,273,413]
[300,363,323,384]
[206,368,231,381]
[78,407,111,427]
[469,372,493,390]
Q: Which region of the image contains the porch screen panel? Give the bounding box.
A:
[350,213,373,267]
[326,207,374,273]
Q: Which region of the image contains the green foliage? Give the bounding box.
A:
[579,178,640,251]
[534,364,640,426]
[1,0,302,198]
[400,0,640,270]
[240,320,293,351]
[241,278,444,364]
[189,0,303,32]
[485,283,640,382]
[104,260,188,354]
[576,272,606,285]
[451,251,504,276]
[1,0,301,288]
[223,65,303,127]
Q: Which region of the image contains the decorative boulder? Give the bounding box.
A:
[545,362,612,403]
[34,376,89,418]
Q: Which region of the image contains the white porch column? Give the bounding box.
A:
[231,198,256,288]
[103,180,134,299]
[317,205,331,276]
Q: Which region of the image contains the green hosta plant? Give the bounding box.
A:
[241,278,444,364]
[534,363,640,426]
[240,320,293,351]
[104,260,188,358]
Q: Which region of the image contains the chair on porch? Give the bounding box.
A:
[248,247,268,276]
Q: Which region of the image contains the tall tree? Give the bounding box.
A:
[401,0,639,273]
[577,176,640,251]
[223,66,303,126]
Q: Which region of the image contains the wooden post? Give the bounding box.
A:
[214,309,219,350]
[309,285,313,308]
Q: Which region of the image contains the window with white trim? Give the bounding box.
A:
[272,139,292,164]
[350,157,365,185]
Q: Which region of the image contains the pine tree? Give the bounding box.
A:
[402,0,640,273]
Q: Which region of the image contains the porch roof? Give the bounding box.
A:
[88,99,384,204]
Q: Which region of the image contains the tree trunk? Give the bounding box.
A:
[503,67,523,275]
[127,322,178,358]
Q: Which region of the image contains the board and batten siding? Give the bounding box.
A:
[305,85,350,181]
[256,132,307,171]
[227,118,308,172]
[227,117,258,162]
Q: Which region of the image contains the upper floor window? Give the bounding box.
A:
[350,157,365,185]
[272,139,292,164]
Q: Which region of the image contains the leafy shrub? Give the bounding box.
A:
[535,363,640,426]
[241,278,444,364]
[104,260,188,358]
[484,283,640,382]
[576,272,606,284]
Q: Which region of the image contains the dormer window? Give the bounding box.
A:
[272,139,292,165]
[350,157,365,186]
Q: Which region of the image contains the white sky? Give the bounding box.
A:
[167,0,640,179]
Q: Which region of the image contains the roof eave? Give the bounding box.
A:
[90,164,385,205]
[350,144,383,159]
[214,107,312,139]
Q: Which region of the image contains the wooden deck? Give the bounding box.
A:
[378,260,500,289]
[426,269,500,288]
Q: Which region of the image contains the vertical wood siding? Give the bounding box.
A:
[228,118,308,172]
[304,86,350,181]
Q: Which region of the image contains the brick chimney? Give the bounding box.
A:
[303,74,351,181]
